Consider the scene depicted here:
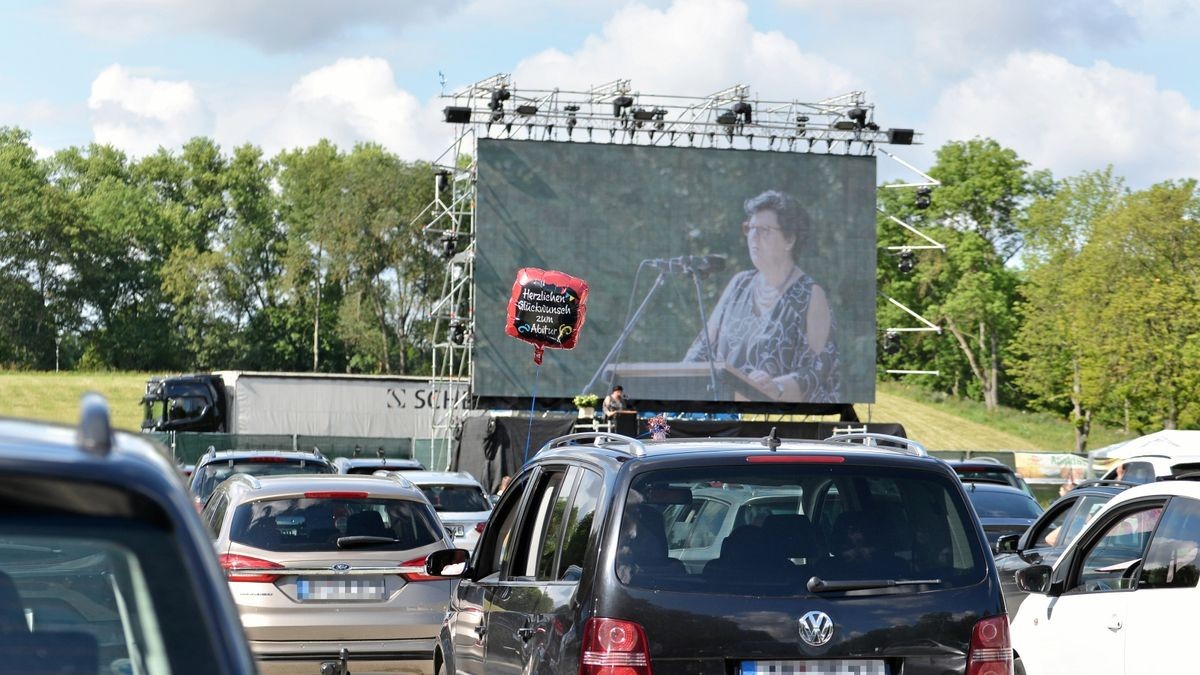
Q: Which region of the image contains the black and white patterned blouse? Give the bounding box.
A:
[684,269,841,402]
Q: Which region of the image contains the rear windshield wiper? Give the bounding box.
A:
[807,576,942,593]
[336,536,399,549]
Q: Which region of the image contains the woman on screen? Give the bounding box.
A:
[684,189,840,402]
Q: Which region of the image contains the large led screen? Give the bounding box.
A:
[474,139,876,405]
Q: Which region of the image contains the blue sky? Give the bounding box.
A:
[3,0,1199,186]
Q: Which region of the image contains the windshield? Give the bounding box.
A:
[620,463,986,596]
[193,459,333,502]
[419,485,491,512]
[230,496,443,552]
[967,489,1042,518]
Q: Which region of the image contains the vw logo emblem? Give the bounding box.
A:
[799,610,834,647]
[332,563,351,572]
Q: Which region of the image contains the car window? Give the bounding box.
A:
[665,497,731,550]
[1058,494,1112,546]
[204,493,229,538]
[419,485,491,512]
[619,464,985,596]
[0,517,223,674]
[1029,498,1076,548]
[511,469,571,580]
[967,489,1042,518]
[1121,461,1156,484]
[474,474,529,579]
[957,470,1018,488]
[1138,497,1200,589]
[557,468,602,582]
[1069,504,1164,594]
[228,496,442,552]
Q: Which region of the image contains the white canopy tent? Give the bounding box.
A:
[1087,430,1200,475]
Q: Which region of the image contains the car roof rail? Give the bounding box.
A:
[227,473,262,490]
[1073,478,1139,490]
[822,432,928,457]
[541,432,646,457]
[957,476,1014,486]
[373,470,415,489]
[1157,472,1200,482]
[967,456,1004,465]
[77,393,113,458]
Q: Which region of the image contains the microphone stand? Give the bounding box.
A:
[582,269,669,396]
[687,262,721,400]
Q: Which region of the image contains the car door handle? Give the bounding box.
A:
[1108,614,1123,632]
[517,626,535,641]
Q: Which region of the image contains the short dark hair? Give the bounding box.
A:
[612,385,624,392]
[744,190,809,242]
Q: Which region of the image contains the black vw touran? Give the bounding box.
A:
[427,432,1010,675]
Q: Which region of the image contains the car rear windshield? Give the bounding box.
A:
[0,517,223,674]
[967,490,1042,518]
[229,496,443,552]
[956,469,1017,487]
[419,485,490,512]
[194,458,333,501]
[618,463,987,595]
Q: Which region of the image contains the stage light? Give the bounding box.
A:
[882,330,901,355]
[865,122,880,131]
[565,104,580,136]
[612,95,634,117]
[848,107,867,130]
[653,108,667,131]
[833,120,856,131]
[436,169,451,194]
[716,110,738,126]
[632,107,655,122]
[450,320,467,345]
[888,128,915,145]
[441,232,458,259]
[442,106,471,124]
[490,110,504,123]
[796,114,809,137]
[898,249,915,273]
[732,100,753,125]
[516,104,538,116]
[915,186,932,210]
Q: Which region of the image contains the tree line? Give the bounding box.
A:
[0,127,439,375]
[878,138,1200,449]
[2,128,1197,450]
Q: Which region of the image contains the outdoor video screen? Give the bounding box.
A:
[473,138,877,405]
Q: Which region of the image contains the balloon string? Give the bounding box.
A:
[523,361,542,465]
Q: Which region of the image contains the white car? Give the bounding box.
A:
[1011,479,1200,675]
[380,470,492,552]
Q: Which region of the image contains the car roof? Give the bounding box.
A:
[1106,478,1200,503]
[961,481,1032,496]
[334,456,423,467]
[534,432,932,465]
[223,473,427,501]
[392,470,484,487]
[197,449,331,466]
[946,460,1016,472]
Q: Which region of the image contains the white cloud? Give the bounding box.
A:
[780,0,1192,75]
[929,52,1200,184]
[88,65,211,156]
[60,0,467,52]
[512,0,859,100]
[215,58,447,160]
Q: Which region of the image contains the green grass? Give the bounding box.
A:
[0,371,148,432]
[0,371,1137,453]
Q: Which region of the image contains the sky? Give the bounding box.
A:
[3,0,1200,187]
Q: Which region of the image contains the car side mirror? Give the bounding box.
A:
[1016,564,1054,594]
[995,534,1021,554]
[426,548,471,578]
[489,494,500,506]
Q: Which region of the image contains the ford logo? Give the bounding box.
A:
[799,610,834,647]
[332,563,351,572]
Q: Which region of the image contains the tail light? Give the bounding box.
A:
[475,521,487,533]
[580,617,651,675]
[219,554,283,583]
[400,555,440,582]
[968,614,1012,675]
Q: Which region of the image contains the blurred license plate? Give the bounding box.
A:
[740,661,887,675]
[297,577,386,601]
[446,524,466,537]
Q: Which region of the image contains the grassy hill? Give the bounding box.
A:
[0,371,1134,452]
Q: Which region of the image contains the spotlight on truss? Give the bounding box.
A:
[882,330,901,355]
[915,186,932,210]
[898,249,915,274]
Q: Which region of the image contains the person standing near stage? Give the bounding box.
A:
[603,385,629,418]
[684,189,840,402]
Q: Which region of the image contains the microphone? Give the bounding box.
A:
[645,255,727,278]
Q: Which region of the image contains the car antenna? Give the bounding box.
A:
[762,426,781,451]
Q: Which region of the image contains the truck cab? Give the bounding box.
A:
[142,374,227,433]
